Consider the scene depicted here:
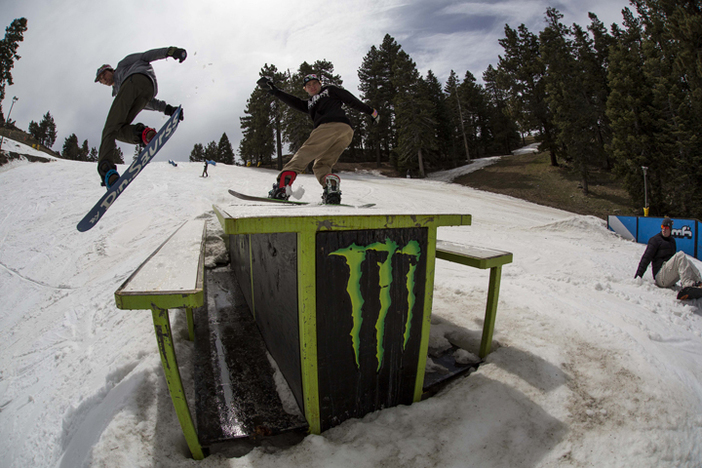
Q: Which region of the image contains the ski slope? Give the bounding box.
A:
[1,138,701,467]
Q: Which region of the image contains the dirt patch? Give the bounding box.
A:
[453,152,637,220]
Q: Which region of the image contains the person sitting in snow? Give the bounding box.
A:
[94,47,187,189]
[635,217,702,300]
[257,73,379,204]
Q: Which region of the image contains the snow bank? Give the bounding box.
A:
[1,136,701,467]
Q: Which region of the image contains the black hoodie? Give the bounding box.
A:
[270,85,374,129]
[636,232,677,279]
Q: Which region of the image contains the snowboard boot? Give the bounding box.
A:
[268,170,297,200]
[134,124,156,145]
[98,159,120,189]
[322,174,342,205]
[677,286,702,300]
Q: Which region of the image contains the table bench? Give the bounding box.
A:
[435,240,513,358]
[114,218,207,460]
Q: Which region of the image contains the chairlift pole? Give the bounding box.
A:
[0,96,19,152]
[641,166,648,217]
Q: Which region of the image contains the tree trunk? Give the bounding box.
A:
[418,148,426,178]
[275,119,283,171]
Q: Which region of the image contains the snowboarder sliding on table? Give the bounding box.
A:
[257,73,378,204]
[94,46,187,189]
[635,217,702,300]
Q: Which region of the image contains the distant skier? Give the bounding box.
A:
[257,73,378,204]
[635,217,702,300]
[202,161,209,177]
[94,46,187,189]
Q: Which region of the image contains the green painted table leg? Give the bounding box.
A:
[151,307,205,460]
[479,266,502,359]
[297,230,321,434]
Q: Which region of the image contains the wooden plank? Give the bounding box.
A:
[115,219,207,310]
[435,240,512,269]
[213,206,471,235]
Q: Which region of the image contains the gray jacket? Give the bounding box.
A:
[112,47,170,112]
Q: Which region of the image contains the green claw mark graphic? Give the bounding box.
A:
[399,241,421,349]
[330,244,367,367]
[330,238,422,371]
[366,240,399,371]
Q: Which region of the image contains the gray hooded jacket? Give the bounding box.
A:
[111,47,170,112]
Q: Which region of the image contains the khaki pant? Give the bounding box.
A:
[655,251,702,288]
[281,122,354,186]
[98,74,154,171]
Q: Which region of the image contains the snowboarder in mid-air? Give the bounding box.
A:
[94,47,187,189]
[257,73,378,204]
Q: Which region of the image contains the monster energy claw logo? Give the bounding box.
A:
[330,239,421,371]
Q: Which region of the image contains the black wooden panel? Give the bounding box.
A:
[248,233,303,412]
[315,228,428,431]
[229,234,252,309]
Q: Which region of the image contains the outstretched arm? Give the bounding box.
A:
[257,77,308,114]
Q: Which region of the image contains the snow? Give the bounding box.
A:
[1,137,702,467]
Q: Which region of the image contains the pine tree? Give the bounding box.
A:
[218,133,234,165]
[498,23,560,166]
[259,64,288,169]
[28,111,57,148]
[540,8,594,191]
[87,147,98,162]
[78,139,89,161]
[392,51,436,177]
[423,70,453,168]
[444,70,471,165]
[61,134,80,160]
[114,147,124,164]
[483,65,521,155]
[189,143,205,162]
[358,35,402,166]
[0,18,27,111]
[204,140,219,163]
[239,88,276,166]
[607,1,702,218]
[458,71,490,160]
[40,111,57,148]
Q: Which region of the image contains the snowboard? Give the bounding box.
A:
[77,107,182,232]
[228,189,375,208]
[677,286,702,301]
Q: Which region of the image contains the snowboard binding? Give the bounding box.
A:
[269,170,297,200]
[322,174,341,205]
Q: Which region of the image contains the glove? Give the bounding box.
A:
[165,105,184,121]
[167,47,187,63]
[371,109,380,124]
[257,76,276,93]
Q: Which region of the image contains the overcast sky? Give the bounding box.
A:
[1,0,632,163]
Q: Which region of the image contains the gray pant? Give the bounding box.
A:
[281,122,354,186]
[98,73,154,173]
[655,251,702,288]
